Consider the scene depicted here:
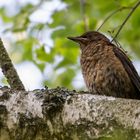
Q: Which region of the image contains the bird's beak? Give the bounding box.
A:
[67,36,89,44]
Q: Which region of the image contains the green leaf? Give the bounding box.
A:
[56,68,76,88]
[35,45,55,63]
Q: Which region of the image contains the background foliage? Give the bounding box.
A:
[0,0,140,90]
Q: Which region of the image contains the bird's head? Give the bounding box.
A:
[67,31,110,49]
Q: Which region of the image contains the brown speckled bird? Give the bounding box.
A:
[68,31,140,99]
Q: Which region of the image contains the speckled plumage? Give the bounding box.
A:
[68,31,140,99]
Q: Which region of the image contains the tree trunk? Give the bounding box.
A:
[0,87,140,140]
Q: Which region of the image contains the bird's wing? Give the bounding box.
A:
[113,45,140,91]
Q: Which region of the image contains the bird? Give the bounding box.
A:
[68,31,140,99]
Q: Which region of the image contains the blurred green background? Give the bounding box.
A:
[0,0,140,90]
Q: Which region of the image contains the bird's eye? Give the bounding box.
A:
[83,34,91,38]
[81,35,87,38]
[81,33,92,39]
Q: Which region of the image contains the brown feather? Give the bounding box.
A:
[113,45,140,92]
[68,31,140,99]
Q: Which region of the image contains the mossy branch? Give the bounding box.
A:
[0,38,25,91]
[0,87,140,139]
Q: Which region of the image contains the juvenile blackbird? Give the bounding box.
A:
[68,31,140,99]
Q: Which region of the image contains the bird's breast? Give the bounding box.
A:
[80,44,135,97]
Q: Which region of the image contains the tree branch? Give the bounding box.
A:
[80,0,89,31]
[97,6,132,31]
[112,0,140,42]
[0,87,140,139]
[0,38,25,90]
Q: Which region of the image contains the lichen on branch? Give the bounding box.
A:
[0,38,25,91]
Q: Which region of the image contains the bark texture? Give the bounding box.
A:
[0,39,25,90]
[0,87,140,140]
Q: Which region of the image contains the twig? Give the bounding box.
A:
[112,0,140,42]
[0,38,25,91]
[80,0,89,31]
[97,6,132,31]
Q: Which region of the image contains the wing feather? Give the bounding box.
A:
[113,45,140,92]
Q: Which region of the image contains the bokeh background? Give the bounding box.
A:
[0,0,140,90]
